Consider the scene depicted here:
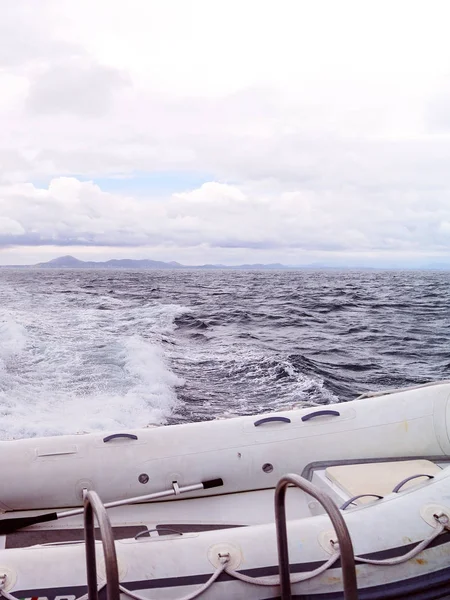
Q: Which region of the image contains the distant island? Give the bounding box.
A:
[2,255,450,270]
[31,255,293,270]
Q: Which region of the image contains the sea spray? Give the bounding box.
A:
[0,301,187,439]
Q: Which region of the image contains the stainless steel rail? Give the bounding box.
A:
[274,473,358,600]
[84,490,120,600]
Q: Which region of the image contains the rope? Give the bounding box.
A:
[0,516,448,597]
[222,515,450,587]
[0,587,18,600]
[354,518,448,566]
[0,558,228,600]
[118,554,229,600]
[225,550,340,586]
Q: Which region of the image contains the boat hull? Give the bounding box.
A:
[2,467,450,599]
[1,382,450,510]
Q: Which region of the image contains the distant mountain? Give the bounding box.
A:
[32,255,301,269]
[24,255,450,270]
[35,256,297,269]
[37,255,86,267]
[35,255,184,269]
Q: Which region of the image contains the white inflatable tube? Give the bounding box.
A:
[1,467,450,599]
[1,381,450,510]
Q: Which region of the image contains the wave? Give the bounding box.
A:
[0,312,28,372]
[0,303,188,439]
[172,341,339,422]
[2,267,449,434]
[174,314,209,330]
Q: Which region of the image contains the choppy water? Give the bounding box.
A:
[0,268,449,439]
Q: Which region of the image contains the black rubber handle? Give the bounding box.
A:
[254,416,291,427]
[301,410,340,422]
[103,433,138,443]
[202,478,224,489]
[392,473,434,493]
[340,494,383,511]
[0,512,58,536]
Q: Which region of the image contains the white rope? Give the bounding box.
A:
[354,522,446,566]
[223,518,449,587]
[0,519,448,598]
[0,588,18,600]
[225,550,340,586]
[118,555,229,600]
[0,559,228,600]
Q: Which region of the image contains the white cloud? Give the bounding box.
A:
[0,217,25,236]
[2,0,450,263]
[0,1,77,68]
[27,59,130,117]
[1,176,450,265]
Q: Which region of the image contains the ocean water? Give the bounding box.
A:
[0,268,449,439]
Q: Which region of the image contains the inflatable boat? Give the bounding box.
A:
[1,380,450,514]
[0,460,450,599]
[2,381,450,553]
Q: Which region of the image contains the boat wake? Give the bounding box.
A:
[0,312,28,373]
[0,305,185,439]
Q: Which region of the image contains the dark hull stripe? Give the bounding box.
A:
[291,565,450,600]
[15,532,450,599]
[15,566,450,600]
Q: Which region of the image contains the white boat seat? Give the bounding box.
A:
[325,459,441,504]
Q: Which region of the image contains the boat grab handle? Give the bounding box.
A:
[301,410,340,422]
[340,494,383,510]
[275,473,358,600]
[84,490,120,600]
[392,473,434,493]
[135,527,183,539]
[254,416,291,427]
[103,433,138,443]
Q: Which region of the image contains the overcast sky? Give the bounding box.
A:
[1,0,450,266]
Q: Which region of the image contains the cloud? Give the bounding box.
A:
[1,177,450,261]
[0,217,25,236]
[27,59,130,117]
[2,0,450,264]
[0,2,78,68]
[427,76,450,132]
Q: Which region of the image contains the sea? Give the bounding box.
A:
[0,268,449,440]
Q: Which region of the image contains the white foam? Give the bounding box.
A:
[0,311,28,371]
[0,303,188,439]
[121,335,184,421]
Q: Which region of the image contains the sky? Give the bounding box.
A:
[1,0,450,266]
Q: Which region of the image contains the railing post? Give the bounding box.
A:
[275,473,358,600]
[84,490,120,600]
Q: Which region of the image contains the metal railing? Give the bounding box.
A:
[83,490,120,600]
[274,474,358,600]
